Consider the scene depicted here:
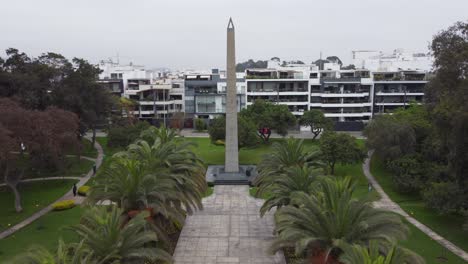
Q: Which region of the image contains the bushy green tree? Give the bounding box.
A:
[319,131,366,175]
[194,118,206,131]
[207,115,258,147]
[107,121,150,148]
[240,100,296,141]
[299,109,333,139]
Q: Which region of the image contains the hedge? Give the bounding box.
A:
[77,185,90,196]
[52,200,75,211]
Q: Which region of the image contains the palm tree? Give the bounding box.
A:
[121,131,206,215]
[139,125,177,145]
[87,157,185,238]
[271,177,409,262]
[258,165,321,216]
[71,206,172,264]
[339,240,425,264]
[254,138,322,189]
[13,240,98,264]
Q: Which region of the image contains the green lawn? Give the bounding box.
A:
[185,137,319,165]
[23,157,94,179]
[401,219,467,264]
[0,206,83,262]
[0,179,78,232]
[79,139,98,158]
[96,137,124,157]
[371,155,468,254]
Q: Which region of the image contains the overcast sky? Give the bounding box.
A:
[1,0,467,70]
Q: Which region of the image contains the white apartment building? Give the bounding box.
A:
[244,50,431,130]
[98,60,184,124]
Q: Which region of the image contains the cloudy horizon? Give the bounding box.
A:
[1,0,467,70]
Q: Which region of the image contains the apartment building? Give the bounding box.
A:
[97,49,430,130]
[98,60,184,124]
[184,69,246,121]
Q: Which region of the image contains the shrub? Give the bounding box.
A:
[52,200,75,211]
[77,185,90,196]
[422,181,464,214]
[194,118,206,131]
[107,121,151,148]
[214,140,225,145]
[387,155,425,193]
[208,116,225,141]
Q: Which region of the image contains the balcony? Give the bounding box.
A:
[322,77,361,83]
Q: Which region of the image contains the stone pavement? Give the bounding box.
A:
[0,137,103,240]
[173,185,286,264]
[364,151,468,262]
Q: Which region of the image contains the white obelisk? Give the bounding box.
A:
[225,18,239,172]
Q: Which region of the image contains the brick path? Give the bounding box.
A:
[173,185,286,264]
[364,151,468,262]
[0,137,103,240]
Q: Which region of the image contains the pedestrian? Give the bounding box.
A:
[368,183,373,192]
[93,164,97,175]
[72,184,77,197]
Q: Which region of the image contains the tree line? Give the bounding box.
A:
[365,22,468,226]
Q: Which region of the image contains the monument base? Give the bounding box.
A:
[206,165,257,185]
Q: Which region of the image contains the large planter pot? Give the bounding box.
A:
[127,207,154,221]
[308,249,341,264]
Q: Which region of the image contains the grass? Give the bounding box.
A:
[185,137,319,166]
[23,157,94,179]
[0,179,78,232]
[79,139,98,158]
[400,219,467,264]
[0,206,83,262]
[96,137,124,157]
[371,155,468,255]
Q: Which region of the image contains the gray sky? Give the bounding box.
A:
[1,0,467,70]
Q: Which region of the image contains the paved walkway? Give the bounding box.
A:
[0,137,104,240]
[364,151,468,262]
[173,185,286,264]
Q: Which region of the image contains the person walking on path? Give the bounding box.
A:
[93,164,97,175]
[72,184,77,197]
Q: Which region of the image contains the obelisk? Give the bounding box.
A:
[225,18,239,172]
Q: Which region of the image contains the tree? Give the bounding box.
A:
[240,100,296,142]
[71,206,172,263]
[425,21,468,203]
[107,121,151,148]
[339,241,424,264]
[236,59,268,72]
[258,166,320,216]
[0,98,79,212]
[271,178,409,262]
[299,109,333,139]
[14,240,97,264]
[54,58,115,144]
[326,56,343,66]
[207,115,258,147]
[320,131,366,175]
[364,115,416,162]
[255,138,322,190]
[194,118,206,131]
[89,126,206,235]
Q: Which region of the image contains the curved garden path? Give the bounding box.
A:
[173,185,286,264]
[364,151,468,262]
[0,137,103,240]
